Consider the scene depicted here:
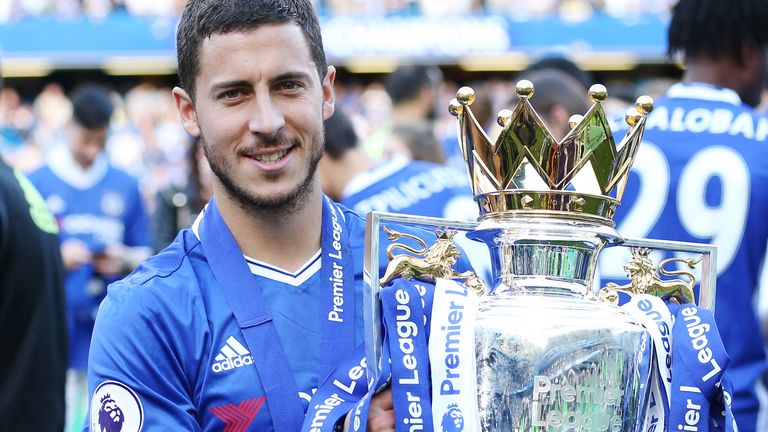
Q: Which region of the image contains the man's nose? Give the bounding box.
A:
[248,93,286,137]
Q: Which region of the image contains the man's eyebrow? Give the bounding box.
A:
[271,71,313,85]
[208,80,251,95]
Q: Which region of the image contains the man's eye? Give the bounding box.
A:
[223,89,240,99]
[281,82,298,90]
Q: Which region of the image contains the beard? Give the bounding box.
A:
[201,130,324,216]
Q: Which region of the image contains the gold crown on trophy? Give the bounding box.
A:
[449,80,653,225]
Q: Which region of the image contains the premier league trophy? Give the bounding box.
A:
[362,80,720,432]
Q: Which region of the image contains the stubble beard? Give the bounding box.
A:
[201,131,325,218]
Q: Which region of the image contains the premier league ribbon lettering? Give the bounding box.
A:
[306,278,435,432]
[429,279,480,432]
[622,295,736,432]
[305,281,736,432]
[667,304,734,432]
[622,295,674,430]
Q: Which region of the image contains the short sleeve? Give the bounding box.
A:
[86,278,205,431]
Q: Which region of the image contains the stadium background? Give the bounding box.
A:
[8,3,768,430]
[0,0,684,214]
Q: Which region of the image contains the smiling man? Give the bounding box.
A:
[85,1,394,431]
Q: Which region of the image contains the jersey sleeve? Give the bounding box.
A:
[86,275,205,431]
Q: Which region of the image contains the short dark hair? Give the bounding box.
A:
[176,0,327,100]
[323,109,358,160]
[668,0,768,65]
[521,55,593,89]
[391,122,444,164]
[69,83,114,130]
[384,65,440,105]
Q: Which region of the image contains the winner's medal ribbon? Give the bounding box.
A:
[305,278,435,432]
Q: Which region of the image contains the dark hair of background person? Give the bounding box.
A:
[668,0,768,65]
[70,83,115,130]
[521,55,594,89]
[384,64,439,105]
[324,108,358,160]
[176,0,327,100]
[512,69,591,120]
[390,122,445,164]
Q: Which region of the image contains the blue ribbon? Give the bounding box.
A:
[305,279,435,432]
[667,303,735,432]
[305,281,737,432]
[382,280,434,432]
[199,197,355,431]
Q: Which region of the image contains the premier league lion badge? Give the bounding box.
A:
[90,381,144,432]
[441,404,464,432]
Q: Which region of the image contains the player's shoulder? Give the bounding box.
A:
[102,230,206,317]
[334,201,367,239]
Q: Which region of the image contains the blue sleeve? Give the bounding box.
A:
[122,180,152,248]
[86,276,205,431]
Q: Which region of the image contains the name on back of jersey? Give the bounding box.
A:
[611,106,768,141]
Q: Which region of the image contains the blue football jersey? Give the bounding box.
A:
[28,149,151,371]
[342,156,477,221]
[86,200,368,431]
[599,83,768,431]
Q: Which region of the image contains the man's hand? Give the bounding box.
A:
[344,388,394,432]
[93,244,152,276]
[93,244,128,276]
[60,238,93,270]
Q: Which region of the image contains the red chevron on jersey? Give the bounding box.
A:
[209,396,266,432]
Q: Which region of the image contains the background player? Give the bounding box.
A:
[27,82,152,431]
[599,1,768,429]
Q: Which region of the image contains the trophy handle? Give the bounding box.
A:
[598,237,717,311]
[364,211,487,388]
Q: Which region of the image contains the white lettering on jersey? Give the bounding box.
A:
[60,214,124,244]
[352,167,469,214]
[644,106,768,141]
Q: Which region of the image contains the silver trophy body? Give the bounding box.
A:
[470,218,648,431]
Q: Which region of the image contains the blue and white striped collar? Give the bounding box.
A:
[666,82,742,106]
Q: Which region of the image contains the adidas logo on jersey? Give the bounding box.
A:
[211,336,253,373]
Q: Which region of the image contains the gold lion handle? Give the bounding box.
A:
[599,248,701,306]
[378,226,486,295]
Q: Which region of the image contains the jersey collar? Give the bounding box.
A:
[47,145,109,190]
[191,203,322,283]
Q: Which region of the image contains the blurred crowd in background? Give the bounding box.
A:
[0,0,677,21]
[0,67,676,226]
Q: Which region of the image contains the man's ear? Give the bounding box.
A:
[322,66,337,120]
[173,87,201,137]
